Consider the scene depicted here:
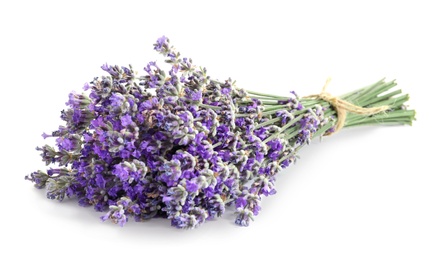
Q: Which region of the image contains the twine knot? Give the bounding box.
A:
[305,78,390,135]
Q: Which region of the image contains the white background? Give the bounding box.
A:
[1,0,444,259]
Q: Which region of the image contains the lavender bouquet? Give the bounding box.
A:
[26,36,415,228]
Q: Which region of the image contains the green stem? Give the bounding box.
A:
[312,121,335,139]
[246,90,289,99]
[261,100,280,105]
[263,115,304,143]
[255,117,281,130]
[239,78,414,142]
[248,95,289,101]
[199,103,222,110]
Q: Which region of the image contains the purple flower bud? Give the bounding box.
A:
[191,90,202,101]
[95,174,106,189]
[154,36,168,51]
[235,197,247,208]
[235,209,254,227]
[41,132,51,139]
[113,164,129,182]
[186,181,199,193]
[120,114,133,127]
[109,93,125,108]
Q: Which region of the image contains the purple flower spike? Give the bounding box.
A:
[41,132,51,139]
[154,35,168,51]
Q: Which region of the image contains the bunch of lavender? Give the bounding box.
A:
[26,36,415,228]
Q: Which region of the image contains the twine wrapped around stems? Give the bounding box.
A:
[305,78,390,135]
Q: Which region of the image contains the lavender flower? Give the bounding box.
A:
[26,36,415,229]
